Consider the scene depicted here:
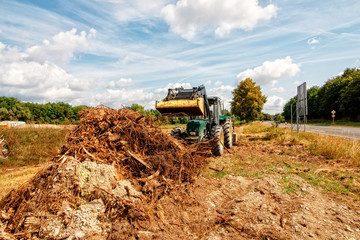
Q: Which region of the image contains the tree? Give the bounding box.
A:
[222,109,231,116]
[0,108,9,120]
[339,69,360,120]
[127,104,145,114]
[231,78,267,121]
[262,113,271,120]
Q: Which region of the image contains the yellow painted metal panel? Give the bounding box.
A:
[156,98,205,116]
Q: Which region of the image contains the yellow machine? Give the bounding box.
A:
[155,85,237,156]
[155,97,205,116]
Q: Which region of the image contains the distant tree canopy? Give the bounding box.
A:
[0,96,88,124]
[231,78,267,121]
[282,67,360,121]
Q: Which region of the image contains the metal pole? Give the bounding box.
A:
[291,103,293,133]
[296,103,299,135]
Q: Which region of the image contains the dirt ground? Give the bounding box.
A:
[1,116,360,239]
[142,127,360,240]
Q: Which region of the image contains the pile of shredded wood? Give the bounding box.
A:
[0,106,207,239]
[60,106,204,182]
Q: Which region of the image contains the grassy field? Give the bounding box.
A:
[201,123,360,204]
[307,120,360,127]
[0,127,70,168]
[1,122,360,205]
[0,165,45,199]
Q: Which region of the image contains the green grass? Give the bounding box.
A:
[307,120,360,128]
[0,127,70,168]
[281,175,303,194]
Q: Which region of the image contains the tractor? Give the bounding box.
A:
[155,84,237,156]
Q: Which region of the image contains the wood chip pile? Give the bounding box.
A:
[61,106,205,181]
[0,106,207,239]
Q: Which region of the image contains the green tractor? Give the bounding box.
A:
[155,85,237,156]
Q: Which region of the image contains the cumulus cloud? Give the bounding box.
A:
[94,88,155,109]
[162,0,278,40]
[270,87,284,93]
[0,29,96,103]
[236,56,300,86]
[209,85,234,94]
[263,95,287,114]
[107,78,135,88]
[0,42,5,51]
[25,28,96,64]
[214,80,222,86]
[154,82,192,94]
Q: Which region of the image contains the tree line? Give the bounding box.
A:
[0,97,88,124]
[283,68,360,121]
[0,98,188,125]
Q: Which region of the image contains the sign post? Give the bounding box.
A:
[331,110,336,124]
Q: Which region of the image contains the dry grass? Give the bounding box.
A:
[241,123,360,166]
[309,135,360,166]
[0,127,70,167]
[0,165,45,199]
[201,123,360,202]
[242,122,272,134]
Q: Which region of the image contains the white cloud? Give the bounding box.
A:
[107,78,135,88]
[25,28,96,64]
[263,95,287,114]
[118,56,131,64]
[0,29,96,103]
[236,56,300,86]
[270,87,284,93]
[162,0,278,40]
[0,42,5,51]
[214,80,222,86]
[307,37,319,45]
[104,0,171,22]
[94,88,155,109]
[209,85,234,94]
[154,82,192,94]
[293,81,300,86]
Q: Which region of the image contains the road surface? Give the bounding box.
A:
[266,122,360,140]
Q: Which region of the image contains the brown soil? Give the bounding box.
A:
[1,109,360,239]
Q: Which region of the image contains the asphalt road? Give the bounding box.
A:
[266,122,360,140]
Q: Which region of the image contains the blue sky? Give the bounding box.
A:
[0,0,359,114]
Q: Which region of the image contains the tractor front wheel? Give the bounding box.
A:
[211,125,224,156]
[224,120,233,149]
[171,127,185,137]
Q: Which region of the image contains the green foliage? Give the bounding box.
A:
[0,96,89,124]
[283,68,360,121]
[127,103,145,114]
[231,78,267,121]
[262,113,272,120]
[221,109,231,116]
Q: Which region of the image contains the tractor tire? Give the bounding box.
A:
[171,127,185,137]
[224,120,233,149]
[211,125,224,156]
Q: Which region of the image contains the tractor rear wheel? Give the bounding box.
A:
[211,125,224,156]
[224,120,232,149]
